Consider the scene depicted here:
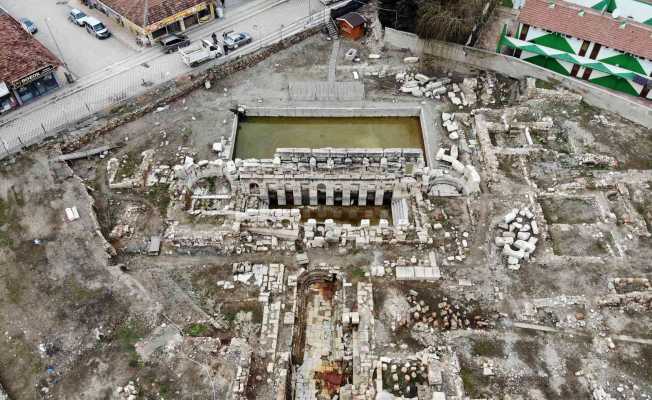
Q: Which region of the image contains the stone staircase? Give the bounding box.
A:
[326,18,338,39]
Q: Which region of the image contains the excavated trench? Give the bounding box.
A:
[291,270,339,365]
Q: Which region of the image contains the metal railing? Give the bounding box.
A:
[0,9,329,160]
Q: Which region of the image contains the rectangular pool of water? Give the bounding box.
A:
[233,116,424,159]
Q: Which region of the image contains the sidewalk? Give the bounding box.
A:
[0,0,328,157]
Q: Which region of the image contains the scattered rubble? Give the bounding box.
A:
[496,206,539,269]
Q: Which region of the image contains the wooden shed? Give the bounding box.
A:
[336,12,367,40]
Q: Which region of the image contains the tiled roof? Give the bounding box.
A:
[0,13,61,85]
[336,12,366,28]
[518,0,652,60]
[99,0,208,28]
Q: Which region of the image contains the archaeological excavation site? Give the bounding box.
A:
[0,13,651,400]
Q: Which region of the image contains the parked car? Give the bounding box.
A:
[179,39,223,67]
[223,31,252,50]
[84,17,110,39]
[159,34,191,54]
[68,9,88,26]
[19,17,37,34]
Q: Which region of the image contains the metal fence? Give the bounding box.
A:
[0,9,328,160]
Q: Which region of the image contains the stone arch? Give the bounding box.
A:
[366,185,376,205]
[428,176,464,196]
[316,183,327,205]
[285,184,295,206]
[383,188,393,205]
[249,182,260,195]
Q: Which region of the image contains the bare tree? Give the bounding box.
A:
[413,0,491,43]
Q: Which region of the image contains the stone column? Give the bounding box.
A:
[261,183,270,204]
[375,188,384,206]
[293,184,302,206]
[276,188,286,206]
[358,186,367,206]
[309,186,318,206]
[326,185,335,206]
[342,185,351,206]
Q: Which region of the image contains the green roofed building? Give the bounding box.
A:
[499,0,652,99]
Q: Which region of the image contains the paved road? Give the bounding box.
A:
[0,0,136,77]
[0,0,330,154]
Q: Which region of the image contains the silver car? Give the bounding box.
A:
[68,9,88,26]
[84,17,111,39]
[223,31,252,50]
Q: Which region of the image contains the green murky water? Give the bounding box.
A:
[234,116,424,159]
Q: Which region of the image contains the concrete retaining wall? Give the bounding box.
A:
[228,114,238,160]
[245,105,421,117]
[419,106,440,167]
[384,28,652,127]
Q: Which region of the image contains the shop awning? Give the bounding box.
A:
[0,81,9,97]
[498,34,651,85]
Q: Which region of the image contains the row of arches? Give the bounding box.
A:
[246,181,397,207]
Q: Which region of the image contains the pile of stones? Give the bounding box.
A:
[394,290,489,331]
[496,206,539,269]
[115,381,138,400]
[380,357,427,397]
[441,112,461,140]
[396,72,451,99]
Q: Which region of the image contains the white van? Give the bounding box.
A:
[84,17,111,39]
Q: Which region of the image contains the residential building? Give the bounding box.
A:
[499,0,652,99]
[336,12,367,41]
[0,10,64,114]
[88,0,216,41]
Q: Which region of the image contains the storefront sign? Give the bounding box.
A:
[13,65,55,88]
[146,3,207,31]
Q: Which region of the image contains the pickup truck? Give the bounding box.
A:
[179,39,223,67]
